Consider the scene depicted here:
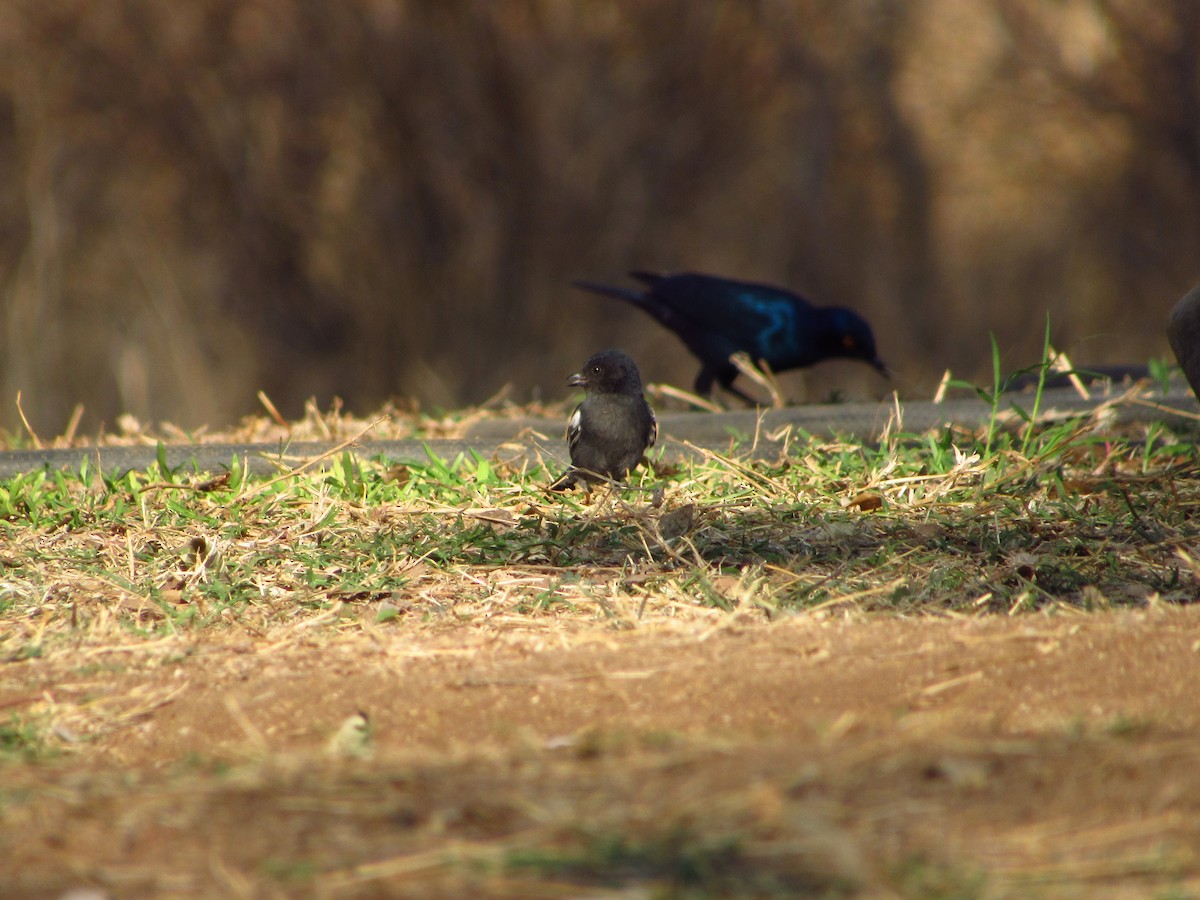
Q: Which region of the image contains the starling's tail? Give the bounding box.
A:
[571,279,647,306]
[628,270,666,286]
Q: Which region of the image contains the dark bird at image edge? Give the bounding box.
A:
[549,349,657,492]
[572,271,888,403]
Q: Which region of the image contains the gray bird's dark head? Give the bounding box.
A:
[567,349,645,395]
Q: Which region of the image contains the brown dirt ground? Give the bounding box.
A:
[4,606,1200,897]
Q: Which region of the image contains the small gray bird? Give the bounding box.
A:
[549,349,657,491]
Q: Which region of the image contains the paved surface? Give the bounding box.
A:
[0,388,1193,480]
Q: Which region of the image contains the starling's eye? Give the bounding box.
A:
[842,335,857,351]
[592,366,602,374]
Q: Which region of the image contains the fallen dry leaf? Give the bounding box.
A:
[845,492,884,512]
[658,503,695,540]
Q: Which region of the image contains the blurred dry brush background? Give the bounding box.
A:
[0,0,1197,435]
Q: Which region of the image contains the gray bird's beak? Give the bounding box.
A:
[567,372,587,388]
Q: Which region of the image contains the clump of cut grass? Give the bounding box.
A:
[0,714,52,762]
[503,829,747,891]
[890,854,987,900]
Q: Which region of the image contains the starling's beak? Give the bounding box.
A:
[567,372,587,388]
